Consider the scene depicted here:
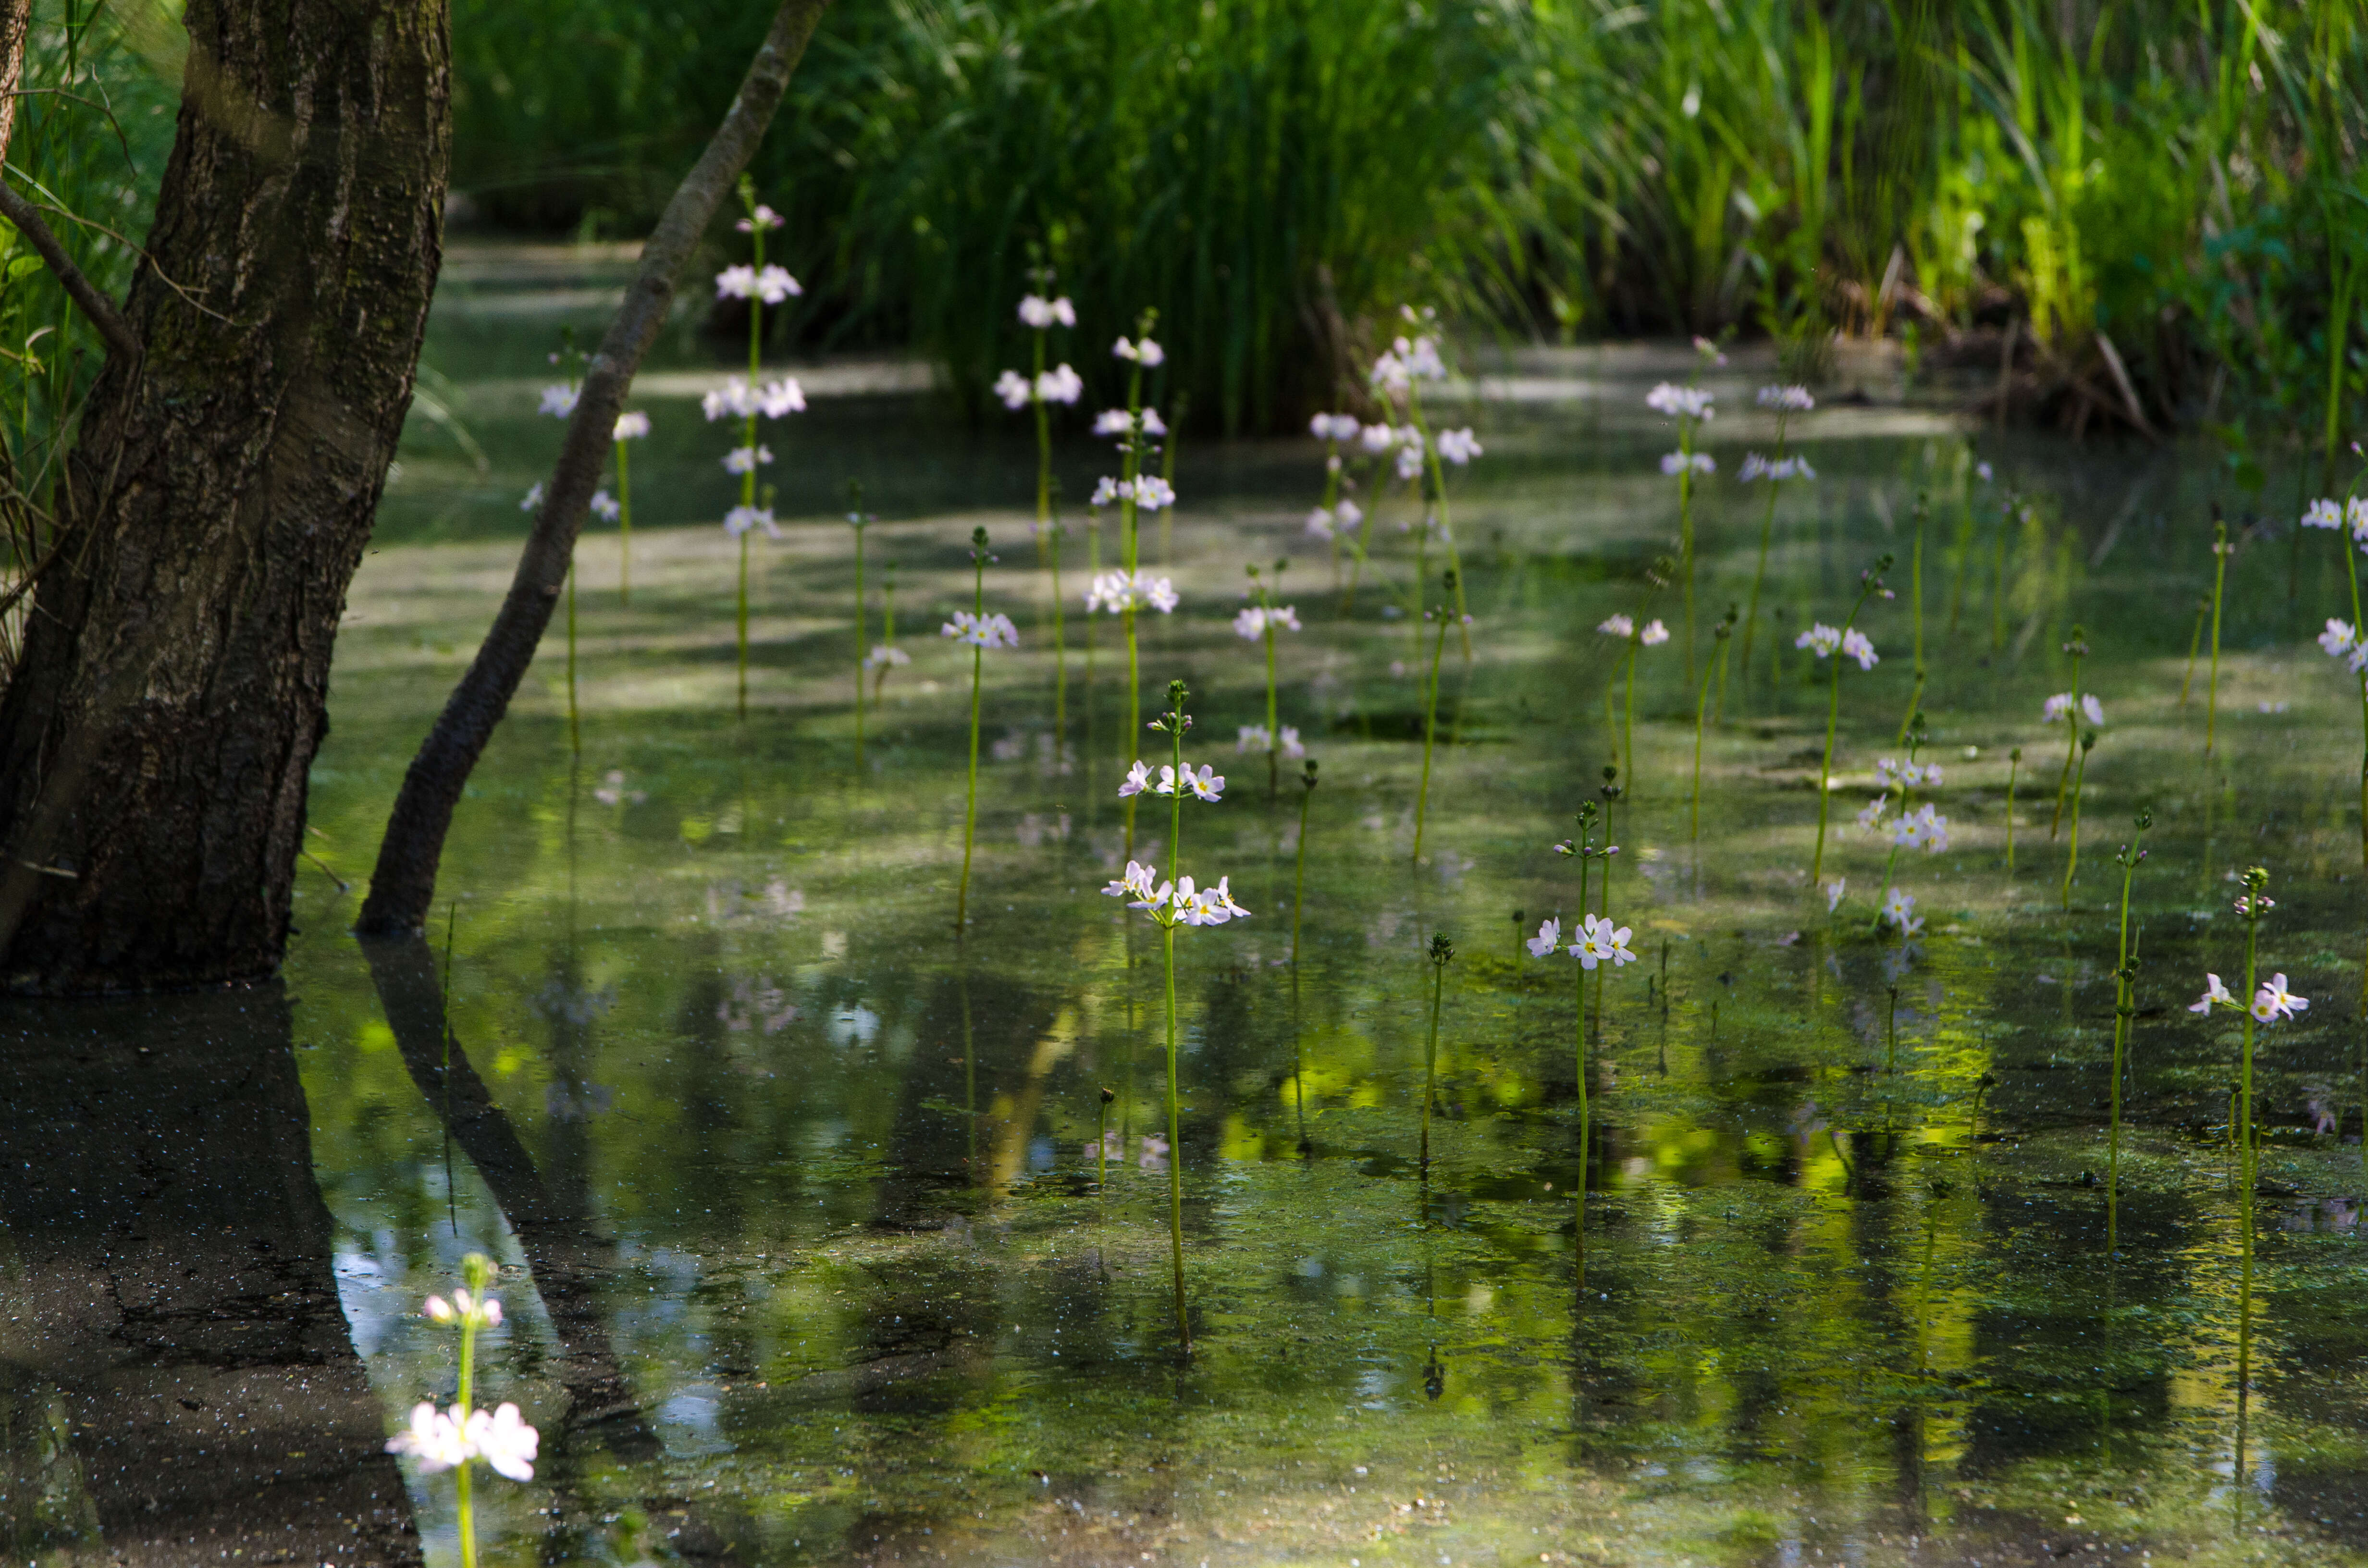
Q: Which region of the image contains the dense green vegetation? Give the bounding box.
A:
[447,0,2366,444]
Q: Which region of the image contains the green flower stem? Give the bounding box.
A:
[2049,637,2085,838]
[1340,453,1387,615]
[735,531,750,723]
[1809,568,1885,889]
[1163,684,1188,1351]
[1406,383,1471,657]
[851,510,867,766]
[2238,883,2262,1388]
[565,560,579,756]
[2180,597,2207,709]
[614,438,632,604]
[1896,495,1927,744]
[1622,641,1639,808]
[1691,625,1730,841]
[1291,763,1316,968]
[2062,733,2094,911]
[2107,821,2148,1255]
[873,569,899,702]
[2205,516,2228,757]
[1677,417,1698,689]
[1119,342,1148,858]
[1032,329,1067,730]
[1738,425,1788,690]
[2005,749,2021,876]
[1990,503,2009,654]
[1412,589,1452,865]
[954,539,987,931]
[1421,951,1444,1168]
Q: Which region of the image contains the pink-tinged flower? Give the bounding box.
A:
[722,444,773,475]
[1085,569,1178,615]
[2189,973,2234,1013]
[2041,692,2104,725]
[612,411,651,441]
[723,505,780,540]
[1796,622,1842,657]
[386,1403,472,1472]
[714,264,758,299]
[1526,917,1563,957]
[2320,619,2358,659]
[751,264,801,305]
[2304,498,2344,529]
[1597,613,1634,638]
[1037,364,1084,404]
[1311,412,1361,442]
[1118,760,1154,797]
[1645,383,1714,420]
[1394,442,1425,482]
[940,610,1019,649]
[1019,294,1076,329]
[1435,428,1482,465]
[1638,619,1670,646]
[466,1403,539,1482]
[1360,422,1403,454]
[735,204,784,233]
[518,483,544,514]
[2255,973,2308,1022]
[1839,629,1877,670]
[1756,384,1814,412]
[756,378,805,417]
[996,370,1033,410]
[1879,887,1923,935]
[1132,476,1177,512]
[1093,408,1134,436]
[538,383,579,418]
[1856,793,1890,833]
[1103,858,1159,900]
[1304,507,1337,540]
[1112,336,1165,366]
[590,490,620,522]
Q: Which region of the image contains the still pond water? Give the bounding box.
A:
[7,245,2368,1566]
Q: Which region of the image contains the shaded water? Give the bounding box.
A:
[12,246,2368,1564]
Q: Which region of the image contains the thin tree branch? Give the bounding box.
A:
[357,0,832,935]
[0,178,139,365]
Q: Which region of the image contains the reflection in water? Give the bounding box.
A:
[0,989,419,1562]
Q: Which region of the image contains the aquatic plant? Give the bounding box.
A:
[2203,513,2230,756]
[1085,314,1174,848]
[1596,613,1669,804]
[1233,561,1301,798]
[1541,800,1623,1263]
[996,284,1083,715]
[1420,933,1454,1169]
[1338,422,1408,615]
[2062,729,2097,911]
[723,491,784,720]
[1304,413,1363,586]
[1371,315,1474,647]
[1104,679,1246,1351]
[2106,811,2151,1253]
[2302,491,2368,866]
[1412,575,1462,865]
[610,409,650,602]
[2046,628,2091,838]
[866,563,910,699]
[1860,715,1948,935]
[1800,554,1892,887]
[945,528,1019,930]
[384,1253,538,1568]
[1737,384,1815,691]
[1647,344,1719,685]
[1691,608,1735,840]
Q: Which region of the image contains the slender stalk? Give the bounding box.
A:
[2005,747,2021,876]
[1677,416,1698,688]
[2339,509,2368,870]
[1161,680,1189,1350]
[1896,494,1927,743]
[1809,561,1888,888]
[2237,875,2263,1396]
[2205,514,2229,756]
[735,530,750,722]
[1692,616,1732,841]
[2180,597,2207,709]
[872,567,899,701]
[1406,383,1472,656]
[850,498,867,769]
[614,437,632,604]
[1739,438,1787,690]
[2049,629,2086,838]
[1412,576,1454,865]
[1622,641,1640,809]
[1118,318,1152,858]
[2061,732,2095,910]
[564,560,580,755]
[1291,760,1318,968]
[1990,500,2010,653]
[1097,1086,1110,1193]
[1421,935,1453,1168]
[954,530,989,930]
[2107,816,2150,1255]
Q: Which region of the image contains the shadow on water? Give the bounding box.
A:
[0,988,419,1563]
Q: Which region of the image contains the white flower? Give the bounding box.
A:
[467,1403,539,1482]
[1311,412,1361,442]
[1085,569,1177,614]
[538,383,579,418]
[386,1403,473,1472]
[1894,803,1949,853]
[1119,760,1154,797]
[1360,422,1402,455]
[1571,914,1636,970]
[1093,408,1135,436]
[1857,793,1890,833]
[1526,917,1564,958]
[590,489,620,522]
[2351,497,2368,541]
[1133,476,1177,512]
[1756,384,1815,412]
[995,370,1033,410]
[1638,619,1670,646]
[1598,613,1634,638]
[2191,973,2236,1013]
[1112,336,1165,366]
[1233,607,1267,640]
[702,382,752,421]
[1037,364,1084,404]
[723,444,773,475]
[1104,859,1160,900]
[940,610,1020,649]
[1796,622,1842,657]
[1237,724,1271,753]
[1786,457,1818,481]
[723,505,780,539]
[735,204,784,233]
[519,482,545,514]
[1278,724,1304,758]
[2321,619,2358,659]
[1435,428,1482,465]
[1879,886,1923,935]
[1394,443,1425,482]
[1019,294,1076,329]
[752,264,801,305]
[1305,507,1337,540]
[1335,498,1363,527]
[1839,629,1878,671]
[863,644,911,669]
[757,378,805,417]
[714,264,758,299]
[1141,407,1169,437]
[1645,383,1714,420]
[2256,973,2307,1022]
[1180,763,1226,801]
[1824,878,1847,912]
[2304,498,2344,529]
[2041,692,2104,725]
[1660,451,1716,476]
[613,411,651,441]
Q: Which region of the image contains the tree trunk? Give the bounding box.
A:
[0,0,28,166]
[0,0,450,992]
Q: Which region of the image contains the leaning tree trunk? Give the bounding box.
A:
[0,0,449,992]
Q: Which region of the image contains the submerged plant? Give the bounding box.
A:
[1801,554,1892,887]
[1104,679,1247,1352]
[1737,384,1814,692]
[1234,560,1302,797]
[1412,573,1463,864]
[385,1253,538,1568]
[1420,933,1455,1169]
[946,528,1019,930]
[2106,811,2151,1253]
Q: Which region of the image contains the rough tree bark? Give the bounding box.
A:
[0,0,28,165]
[0,0,450,991]
[357,0,831,936]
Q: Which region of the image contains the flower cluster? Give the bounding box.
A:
[2301,496,2368,539]
[863,644,912,670]
[1645,383,1714,420]
[1236,723,1305,758]
[1435,428,1483,465]
[1019,294,1077,329]
[538,383,578,418]
[613,410,651,441]
[735,204,784,234]
[1102,861,1249,926]
[2191,971,2307,1023]
[1797,623,1877,670]
[1596,614,1670,644]
[941,610,1019,649]
[1305,498,1364,539]
[1890,802,1949,852]
[1525,914,1637,970]
[387,1401,539,1481]
[1738,453,1816,482]
[1112,335,1165,366]
[723,504,780,539]
[1756,384,1815,412]
[715,263,801,305]
[1310,412,1361,443]
[995,365,1085,408]
[1233,604,1301,639]
[2320,619,2368,673]
[1880,887,1924,935]
[1092,406,1168,439]
[722,444,772,475]
[2041,692,2105,725]
[1120,760,1224,801]
[1369,335,1447,398]
[1661,451,1716,476]
[1874,757,1942,789]
[1084,568,1179,614]
[1090,474,1177,511]
[702,377,807,421]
